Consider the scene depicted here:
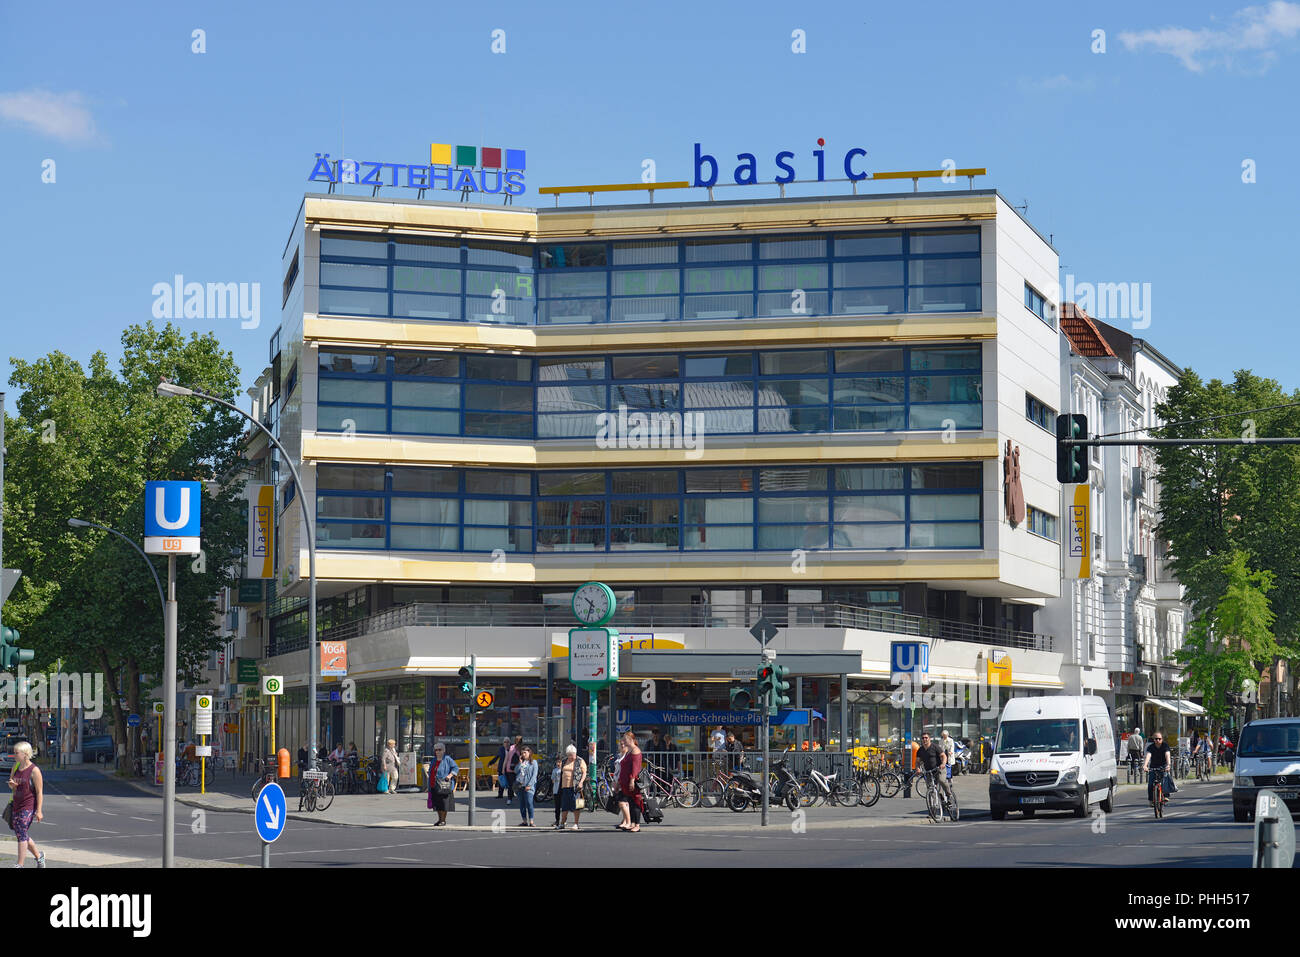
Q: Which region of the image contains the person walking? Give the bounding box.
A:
[551,755,564,829]
[381,739,401,795]
[514,745,538,827]
[557,744,587,831]
[940,730,956,785]
[426,744,459,826]
[489,737,512,800]
[724,731,743,771]
[8,740,45,868]
[502,736,520,805]
[616,730,645,833]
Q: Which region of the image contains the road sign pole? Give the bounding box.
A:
[761,705,769,827]
[469,653,476,827]
[262,839,270,868]
[163,554,177,869]
[201,733,206,795]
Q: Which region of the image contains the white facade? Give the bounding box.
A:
[1043,312,1188,712]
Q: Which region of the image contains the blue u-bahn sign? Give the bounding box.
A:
[143,480,202,556]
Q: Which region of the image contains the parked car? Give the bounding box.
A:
[0,734,38,774]
[82,735,115,764]
[1231,717,1300,822]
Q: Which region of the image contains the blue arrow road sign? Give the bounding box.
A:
[127,714,141,727]
[254,782,287,843]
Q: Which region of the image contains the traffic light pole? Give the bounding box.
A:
[760,703,769,827]
[475,655,480,826]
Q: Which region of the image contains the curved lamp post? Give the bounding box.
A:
[156,379,318,771]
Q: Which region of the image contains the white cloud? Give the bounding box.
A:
[0,89,97,143]
[1120,1,1300,72]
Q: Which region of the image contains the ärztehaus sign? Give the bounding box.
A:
[309,142,526,196]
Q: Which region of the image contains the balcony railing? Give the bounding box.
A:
[267,602,1054,656]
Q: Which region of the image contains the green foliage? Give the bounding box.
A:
[1156,369,1300,649]
[1175,551,1286,719]
[2,321,245,690]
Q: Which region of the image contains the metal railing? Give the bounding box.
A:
[268,601,1053,656]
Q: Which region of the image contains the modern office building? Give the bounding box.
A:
[1041,304,1193,735]
[232,181,1071,766]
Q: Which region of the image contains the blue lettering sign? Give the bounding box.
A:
[693,139,868,187]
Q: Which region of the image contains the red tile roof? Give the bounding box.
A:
[1061,302,1117,358]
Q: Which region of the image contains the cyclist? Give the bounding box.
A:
[1125,727,1144,779]
[1191,731,1212,776]
[1142,731,1173,806]
[914,732,952,807]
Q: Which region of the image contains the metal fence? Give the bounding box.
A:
[292,601,1052,654]
[591,749,858,784]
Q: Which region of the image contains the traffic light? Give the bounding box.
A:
[457,664,474,696]
[757,664,774,707]
[730,685,754,709]
[0,626,34,670]
[1055,413,1089,484]
[770,664,791,716]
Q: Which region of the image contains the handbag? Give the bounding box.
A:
[2,800,12,830]
[497,773,508,789]
[574,789,586,811]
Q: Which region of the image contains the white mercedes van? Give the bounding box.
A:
[1231,718,1300,822]
[988,695,1117,819]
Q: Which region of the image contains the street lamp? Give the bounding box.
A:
[68,517,169,858]
[156,378,319,770]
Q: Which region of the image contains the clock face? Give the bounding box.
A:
[572,583,615,625]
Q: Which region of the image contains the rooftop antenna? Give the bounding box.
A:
[1012,198,1029,215]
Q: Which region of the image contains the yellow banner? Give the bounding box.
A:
[247,484,275,579]
[1067,483,1090,579]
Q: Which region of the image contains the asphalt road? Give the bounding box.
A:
[6,767,1265,868]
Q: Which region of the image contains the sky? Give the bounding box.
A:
[2,0,1298,402]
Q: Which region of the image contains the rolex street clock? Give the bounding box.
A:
[572,581,617,626]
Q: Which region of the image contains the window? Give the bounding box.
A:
[1027,506,1058,541]
[314,462,984,553]
[1025,393,1056,431]
[1024,282,1054,328]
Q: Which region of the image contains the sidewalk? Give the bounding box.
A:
[96,766,1005,831]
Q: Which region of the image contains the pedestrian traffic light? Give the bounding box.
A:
[770,664,791,716]
[457,664,474,696]
[730,685,754,710]
[0,626,34,670]
[1055,413,1089,484]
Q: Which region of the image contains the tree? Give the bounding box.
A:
[1155,369,1300,715]
[1175,551,1283,732]
[2,322,246,769]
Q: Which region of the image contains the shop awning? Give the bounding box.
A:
[1145,697,1206,716]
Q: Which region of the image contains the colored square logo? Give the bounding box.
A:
[455,145,477,167]
[505,148,526,170]
[481,147,502,168]
[429,143,452,165]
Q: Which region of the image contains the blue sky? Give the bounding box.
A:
[2,0,1298,399]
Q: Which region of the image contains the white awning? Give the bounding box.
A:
[1145,697,1206,716]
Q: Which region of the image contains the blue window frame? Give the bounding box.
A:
[313,462,983,553]
[1026,505,1058,541]
[318,228,982,325]
[1024,282,1054,328]
[1025,393,1055,432]
[319,344,983,440]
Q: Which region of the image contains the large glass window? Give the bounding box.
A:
[318,228,981,326]
[314,462,982,553]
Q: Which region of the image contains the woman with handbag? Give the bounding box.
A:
[7,740,45,867]
[616,730,644,833]
[381,739,400,796]
[557,744,587,831]
[426,745,459,826]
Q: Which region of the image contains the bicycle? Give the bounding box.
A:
[697,759,733,808]
[797,765,859,808]
[249,757,276,800]
[299,769,334,811]
[1150,768,1168,819]
[177,757,212,789]
[921,768,959,823]
[1174,748,1190,780]
[643,760,701,809]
